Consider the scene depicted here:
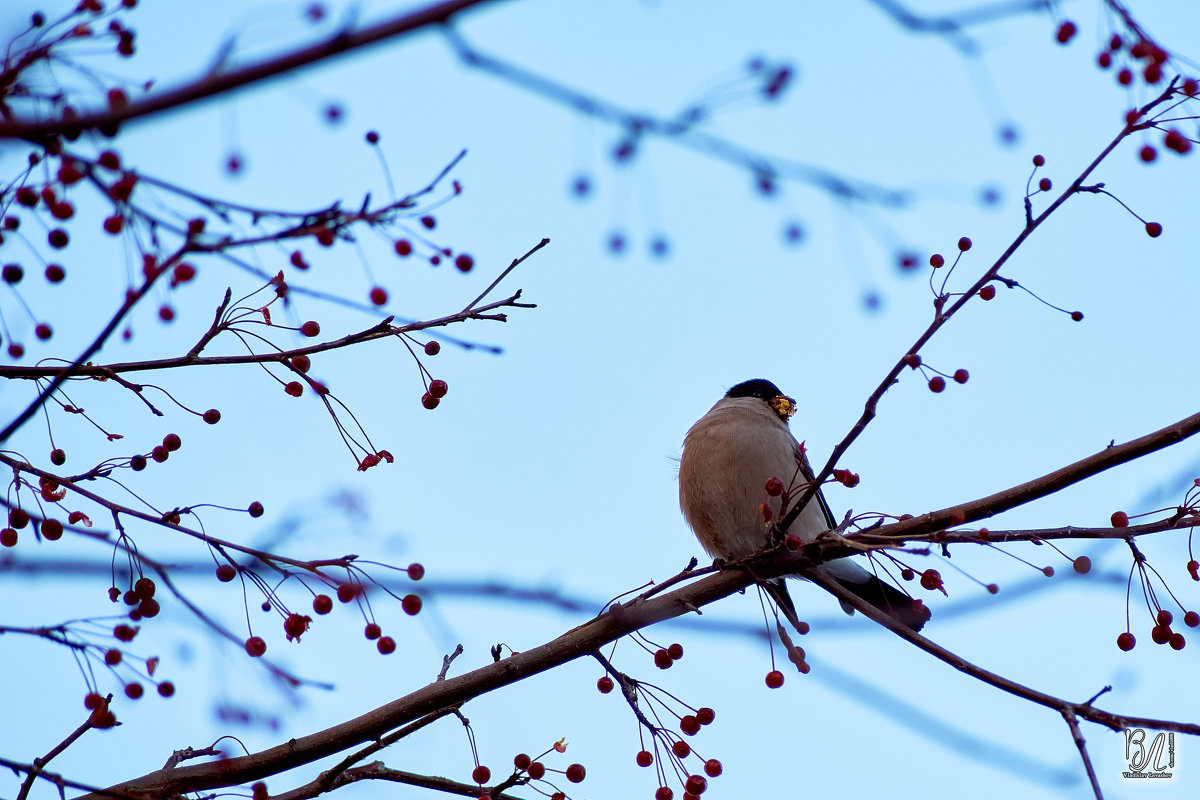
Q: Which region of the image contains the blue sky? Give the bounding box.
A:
[2,2,1200,799]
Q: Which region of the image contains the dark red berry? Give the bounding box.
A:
[597,676,614,693]
[1111,511,1129,528]
[428,379,448,398]
[377,636,396,654]
[245,636,267,657]
[765,670,784,688]
[928,376,946,393]
[565,764,585,783]
[203,408,221,424]
[300,321,320,337]
[423,341,440,356]
[472,765,491,784]
[454,254,474,272]
[313,594,333,615]
[402,594,422,615]
[636,750,653,767]
[216,564,236,582]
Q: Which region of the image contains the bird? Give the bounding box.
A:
[678,378,930,631]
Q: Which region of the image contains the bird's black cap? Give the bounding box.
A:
[726,378,784,400]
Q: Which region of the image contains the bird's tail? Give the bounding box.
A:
[831,573,930,632]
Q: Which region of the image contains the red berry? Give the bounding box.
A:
[527,762,545,780]
[1097,51,1112,69]
[656,788,674,800]
[424,341,441,356]
[313,594,333,614]
[402,594,422,615]
[672,740,691,758]
[9,509,30,529]
[407,563,425,580]
[1111,511,1129,528]
[1145,222,1163,238]
[421,393,439,410]
[680,715,700,735]
[654,649,673,669]
[514,753,532,770]
[337,583,359,603]
[364,623,381,640]
[103,214,124,234]
[377,636,396,654]
[1157,609,1173,626]
[35,323,52,340]
[216,564,236,582]
[394,239,412,257]
[597,676,614,693]
[158,305,174,322]
[1140,145,1158,163]
[156,681,175,698]
[565,764,585,783]
[1184,611,1200,628]
[1033,154,1045,167]
[765,670,784,688]
[704,759,723,777]
[420,216,436,229]
[50,448,66,465]
[1073,556,1091,574]
[203,408,221,424]
[636,750,654,767]
[84,692,105,710]
[928,376,946,393]
[697,707,715,725]
[369,286,388,305]
[667,642,684,660]
[104,648,122,666]
[454,254,474,272]
[162,433,181,451]
[1151,624,1170,645]
[124,683,144,699]
[1117,67,1133,85]
[300,321,320,337]
[765,476,784,496]
[248,501,264,518]
[1169,632,1186,650]
[114,624,137,642]
[41,518,63,540]
[0,528,15,547]
[245,636,267,657]
[45,264,66,282]
[284,381,304,397]
[1042,566,1055,577]
[2,263,23,283]
[957,236,972,251]
[1070,311,1084,322]
[284,613,310,640]
[920,569,943,591]
[953,369,969,384]
[1038,178,1051,192]
[1055,20,1076,44]
[134,577,155,599]
[428,379,448,398]
[8,343,24,359]
[929,253,944,268]
[151,445,169,463]
[1190,560,1200,581]
[685,775,707,796]
[139,598,160,618]
[1117,632,1135,651]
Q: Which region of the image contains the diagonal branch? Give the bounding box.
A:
[0,0,503,140]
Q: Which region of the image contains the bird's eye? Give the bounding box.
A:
[768,395,796,420]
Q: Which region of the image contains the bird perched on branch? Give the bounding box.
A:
[679,378,929,631]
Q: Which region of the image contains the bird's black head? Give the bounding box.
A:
[727,379,783,400]
[726,379,796,421]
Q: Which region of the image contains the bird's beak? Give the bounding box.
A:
[768,394,797,421]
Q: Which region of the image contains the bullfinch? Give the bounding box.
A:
[679,378,930,631]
